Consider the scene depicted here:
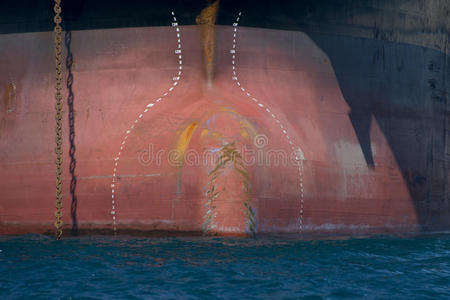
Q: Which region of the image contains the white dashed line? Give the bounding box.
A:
[110,12,183,234]
[231,12,306,233]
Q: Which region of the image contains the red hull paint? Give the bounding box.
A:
[0,25,420,235]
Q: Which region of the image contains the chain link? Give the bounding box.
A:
[54,0,63,240]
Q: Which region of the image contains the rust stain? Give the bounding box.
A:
[4,82,16,113]
[196,0,219,86]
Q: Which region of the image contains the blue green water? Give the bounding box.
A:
[1,234,449,299]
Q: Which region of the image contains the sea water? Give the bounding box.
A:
[1,234,449,299]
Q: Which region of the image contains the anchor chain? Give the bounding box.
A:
[54,0,63,240]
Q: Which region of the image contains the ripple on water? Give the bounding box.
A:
[0,234,449,299]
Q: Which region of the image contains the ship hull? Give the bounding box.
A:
[0,23,448,235]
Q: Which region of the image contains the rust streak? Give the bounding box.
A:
[4,82,16,113]
[196,0,219,87]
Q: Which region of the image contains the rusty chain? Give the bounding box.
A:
[54,0,63,240]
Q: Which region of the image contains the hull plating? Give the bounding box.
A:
[0,23,448,235]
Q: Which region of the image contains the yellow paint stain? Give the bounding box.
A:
[239,119,257,138]
[218,107,257,136]
[175,122,199,162]
[205,107,258,141]
[212,131,222,138]
[220,107,239,115]
[201,128,209,138]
